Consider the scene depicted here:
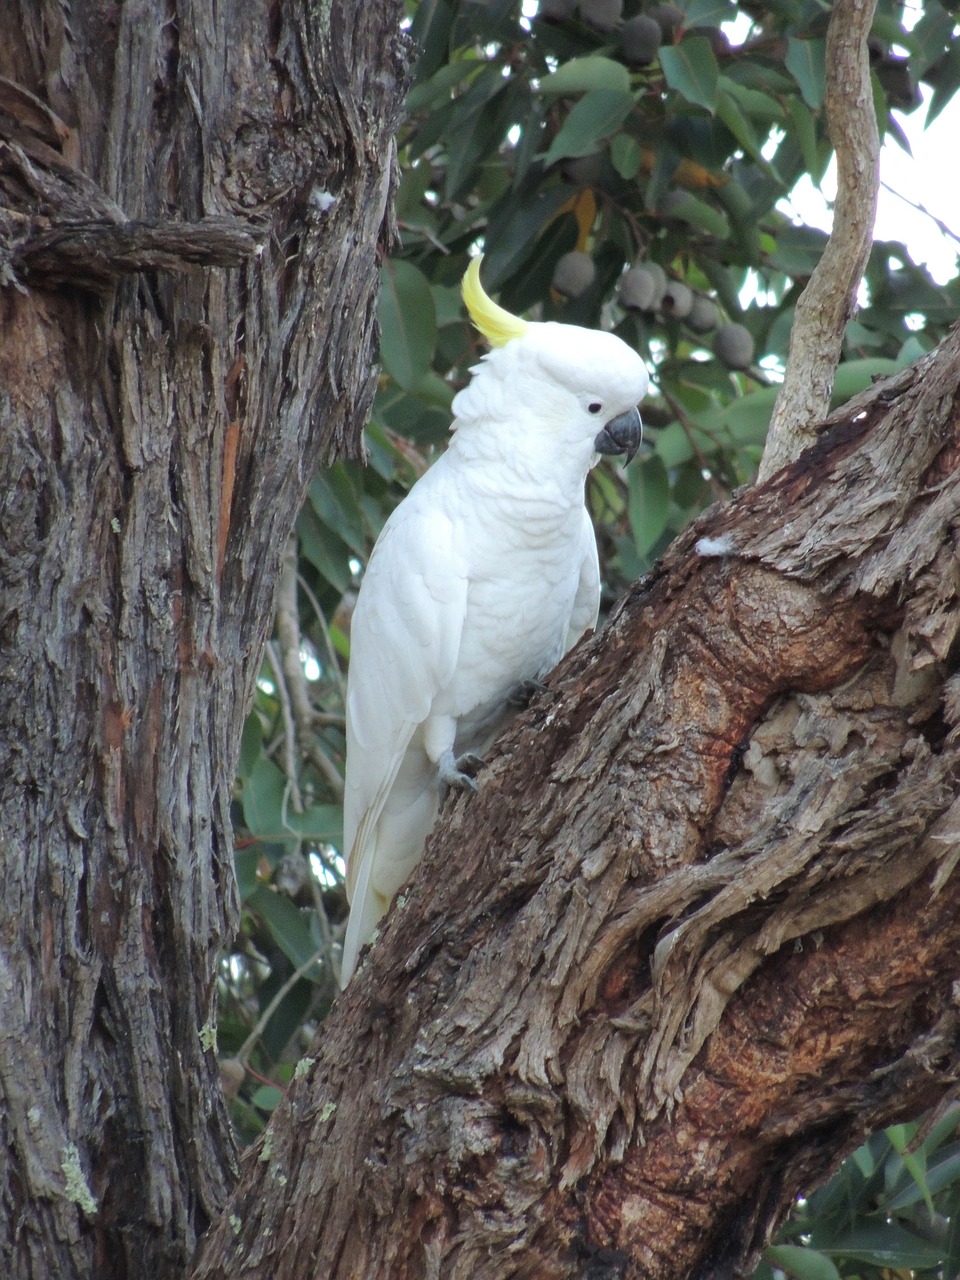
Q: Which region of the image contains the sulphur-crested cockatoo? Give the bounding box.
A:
[340,255,648,984]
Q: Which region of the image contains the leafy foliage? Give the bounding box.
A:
[218,0,960,1265]
[759,1110,960,1279]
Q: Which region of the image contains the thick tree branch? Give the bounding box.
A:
[0,135,261,287]
[190,319,960,1278]
[15,216,262,284]
[759,0,880,480]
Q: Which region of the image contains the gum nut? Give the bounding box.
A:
[686,296,718,333]
[578,0,623,33]
[619,266,657,311]
[660,281,693,319]
[552,250,597,297]
[714,322,755,370]
[541,0,577,16]
[646,4,683,38]
[620,14,662,65]
[642,260,667,308]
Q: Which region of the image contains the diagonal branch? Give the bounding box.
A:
[189,312,960,1280]
[758,0,880,480]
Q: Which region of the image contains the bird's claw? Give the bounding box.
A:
[507,678,547,708]
[438,751,484,804]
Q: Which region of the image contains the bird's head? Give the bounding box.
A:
[456,255,649,467]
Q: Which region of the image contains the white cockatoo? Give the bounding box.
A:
[339,255,649,984]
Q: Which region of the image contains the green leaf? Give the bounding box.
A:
[242,757,343,846]
[660,190,730,239]
[785,37,826,110]
[784,96,821,181]
[705,387,778,445]
[611,133,643,180]
[310,467,366,557]
[406,59,478,114]
[251,1084,284,1112]
[680,0,736,26]
[766,224,829,276]
[238,713,264,782]
[660,36,720,114]
[444,80,521,200]
[408,0,455,81]
[718,78,784,125]
[540,55,631,97]
[831,358,898,406]
[764,1245,840,1280]
[817,1221,947,1269]
[247,885,322,974]
[927,42,960,126]
[870,16,918,55]
[629,454,670,555]
[235,844,262,903]
[655,419,715,470]
[297,503,352,593]
[716,88,773,171]
[543,89,635,165]
[909,5,955,79]
[886,1122,935,1216]
[886,1146,960,1211]
[481,186,577,283]
[379,258,437,389]
[850,1139,876,1179]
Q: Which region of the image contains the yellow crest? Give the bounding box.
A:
[461,254,529,348]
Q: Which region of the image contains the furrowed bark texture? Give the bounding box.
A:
[192,328,960,1280]
[0,4,406,1278]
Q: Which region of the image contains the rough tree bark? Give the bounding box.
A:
[0,4,406,1278]
[192,327,960,1279]
[760,0,880,479]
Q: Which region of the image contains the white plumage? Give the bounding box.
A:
[340,258,649,984]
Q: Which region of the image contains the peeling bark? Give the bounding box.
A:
[0,4,407,1278]
[192,330,960,1279]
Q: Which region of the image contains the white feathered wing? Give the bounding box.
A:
[340,454,601,985]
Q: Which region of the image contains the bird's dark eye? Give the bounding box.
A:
[588,402,603,414]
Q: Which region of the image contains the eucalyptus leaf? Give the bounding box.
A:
[543,89,636,165]
[785,37,826,109]
[540,55,631,97]
[763,1245,840,1280]
[660,36,720,113]
[379,259,437,390]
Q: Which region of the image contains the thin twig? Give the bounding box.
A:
[296,570,347,702]
[235,943,328,1066]
[880,179,960,249]
[265,640,303,814]
[276,538,318,740]
[276,539,345,800]
[661,389,730,503]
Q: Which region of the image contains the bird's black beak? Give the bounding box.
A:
[594,406,643,465]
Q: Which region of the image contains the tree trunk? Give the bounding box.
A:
[191,329,960,1279]
[0,4,406,1278]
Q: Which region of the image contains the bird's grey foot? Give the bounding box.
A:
[507,678,547,708]
[437,750,484,803]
